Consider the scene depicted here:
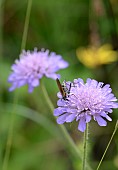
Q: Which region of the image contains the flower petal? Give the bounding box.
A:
[66,114,76,122]
[95,115,107,126]
[100,112,112,121]
[28,85,34,93]
[57,113,69,124]
[31,78,39,87]
[85,115,91,123]
[54,107,67,116]
[57,99,68,106]
[45,73,60,80]
[78,117,86,132]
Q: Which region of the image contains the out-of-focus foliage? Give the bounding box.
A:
[0,0,118,170]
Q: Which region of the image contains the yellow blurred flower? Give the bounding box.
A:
[76,44,118,68]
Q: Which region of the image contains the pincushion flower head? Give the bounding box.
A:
[8,48,69,92]
[54,78,118,132]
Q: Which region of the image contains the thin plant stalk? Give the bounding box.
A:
[21,0,32,51]
[40,82,92,170]
[96,120,118,170]
[2,93,19,170]
[82,123,89,170]
[102,0,118,50]
[40,82,81,157]
[2,1,32,170]
[0,0,4,60]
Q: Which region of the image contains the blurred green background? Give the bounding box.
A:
[0,0,118,170]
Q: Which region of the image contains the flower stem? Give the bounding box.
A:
[102,0,118,50]
[2,1,32,170]
[0,0,4,61]
[82,123,89,170]
[40,82,92,170]
[40,82,54,113]
[40,82,81,157]
[96,120,118,170]
[20,0,32,51]
[2,93,19,170]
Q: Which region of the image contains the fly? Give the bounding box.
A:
[56,78,71,100]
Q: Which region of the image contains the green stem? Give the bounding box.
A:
[40,82,92,170]
[82,123,89,170]
[102,0,118,50]
[0,0,4,60]
[21,0,32,51]
[2,93,19,170]
[2,1,33,170]
[40,82,54,113]
[40,82,80,156]
[96,120,118,170]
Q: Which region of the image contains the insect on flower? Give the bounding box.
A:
[56,78,71,100]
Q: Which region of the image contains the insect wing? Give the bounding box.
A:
[56,78,65,97]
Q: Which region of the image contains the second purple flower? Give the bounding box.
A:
[8,48,69,92]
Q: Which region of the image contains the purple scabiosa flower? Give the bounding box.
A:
[8,48,68,92]
[54,78,118,132]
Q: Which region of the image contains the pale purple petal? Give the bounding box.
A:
[95,115,107,126]
[77,78,84,86]
[90,79,98,87]
[78,117,86,132]
[18,80,27,87]
[65,114,76,122]
[57,113,69,124]
[86,78,92,86]
[57,92,62,98]
[31,79,39,87]
[54,107,67,116]
[105,115,112,121]
[85,115,91,123]
[28,85,34,93]
[102,84,111,93]
[111,103,118,108]
[45,73,60,80]
[100,112,112,121]
[9,85,17,91]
